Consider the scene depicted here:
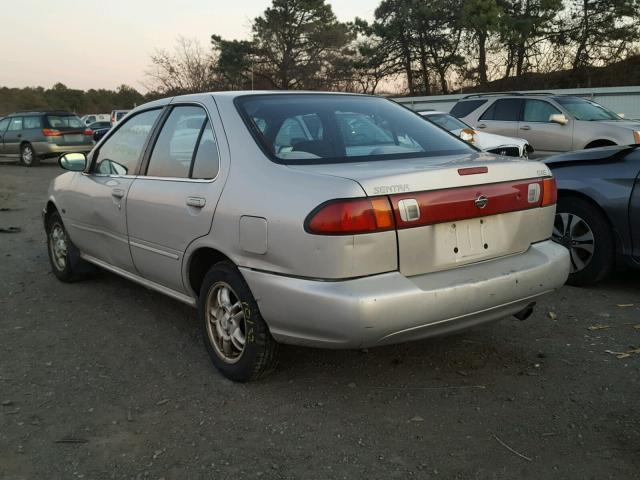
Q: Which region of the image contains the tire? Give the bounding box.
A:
[46,211,91,282]
[199,261,279,382]
[552,196,614,286]
[20,143,40,167]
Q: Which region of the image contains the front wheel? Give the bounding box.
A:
[46,211,91,282]
[552,196,614,286]
[20,143,39,166]
[199,261,279,382]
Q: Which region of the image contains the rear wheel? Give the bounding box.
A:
[552,196,614,286]
[20,143,39,167]
[199,261,278,382]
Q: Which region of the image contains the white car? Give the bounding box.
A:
[419,111,532,158]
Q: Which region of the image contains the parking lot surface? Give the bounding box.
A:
[1,160,639,479]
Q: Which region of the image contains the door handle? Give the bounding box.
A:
[520,125,531,131]
[111,188,125,199]
[476,123,487,129]
[186,196,206,208]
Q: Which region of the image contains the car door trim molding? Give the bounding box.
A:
[68,221,128,244]
[81,253,195,306]
[129,240,180,260]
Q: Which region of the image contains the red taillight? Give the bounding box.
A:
[42,128,61,137]
[458,166,488,175]
[306,197,395,235]
[541,177,557,206]
[83,129,93,136]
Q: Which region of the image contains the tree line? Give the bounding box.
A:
[147,0,640,96]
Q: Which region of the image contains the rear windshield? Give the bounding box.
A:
[46,115,84,128]
[450,99,488,118]
[554,96,621,121]
[236,95,474,164]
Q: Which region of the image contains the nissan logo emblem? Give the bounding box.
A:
[475,195,489,209]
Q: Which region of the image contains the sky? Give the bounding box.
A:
[0,0,376,92]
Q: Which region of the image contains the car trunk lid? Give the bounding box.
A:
[291,152,556,276]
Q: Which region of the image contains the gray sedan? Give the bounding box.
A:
[43,91,569,381]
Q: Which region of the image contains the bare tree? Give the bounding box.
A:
[145,37,218,95]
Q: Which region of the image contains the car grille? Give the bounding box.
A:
[487,146,521,157]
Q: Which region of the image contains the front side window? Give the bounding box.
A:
[94,109,161,175]
[8,118,23,131]
[46,115,83,128]
[236,95,473,164]
[554,96,621,121]
[480,99,523,121]
[523,100,561,122]
[23,116,42,129]
[147,106,208,178]
[450,99,488,118]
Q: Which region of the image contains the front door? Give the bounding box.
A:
[518,99,573,156]
[3,117,23,155]
[126,103,226,293]
[63,108,162,273]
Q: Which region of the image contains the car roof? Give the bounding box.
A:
[418,110,446,115]
[208,90,370,99]
[7,110,75,116]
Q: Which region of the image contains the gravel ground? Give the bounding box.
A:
[1,159,639,480]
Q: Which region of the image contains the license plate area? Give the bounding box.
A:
[63,134,83,143]
[438,216,493,262]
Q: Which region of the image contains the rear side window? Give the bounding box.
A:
[23,116,42,129]
[94,109,161,175]
[46,115,83,128]
[480,99,523,121]
[8,118,23,131]
[450,99,488,118]
[237,94,473,164]
[0,118,9,132]
[191,122,220,179]
[147,106,207,178]
[523,100,561,122]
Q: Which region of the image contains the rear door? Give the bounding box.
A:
[0,118,9,154]
[518,99,572,155]
[63,108,162,272]
[3,117,23,154]
[126,102,227,293]
[474,98,522,137]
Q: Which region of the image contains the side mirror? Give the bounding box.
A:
[549,114,568,125]
[59,152,87,171]
[459,128,475,143]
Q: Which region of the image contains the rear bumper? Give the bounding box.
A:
[33,142,93,158]
[241,240,570,349]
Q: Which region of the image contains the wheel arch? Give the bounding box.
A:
[584,139,617,149]
[186,246,234,297]
[43,200,59,228]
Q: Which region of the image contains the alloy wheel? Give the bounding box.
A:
[205,282,246,364]
[49,223,68,271]
[552,212,595,273]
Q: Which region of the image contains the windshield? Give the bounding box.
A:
[46,115,84,128]
[423,113,469,131]
[236,95,474,164]
[554,97,621,121]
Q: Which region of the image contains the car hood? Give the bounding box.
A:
[451,129,528,150]
[544,144,635,165]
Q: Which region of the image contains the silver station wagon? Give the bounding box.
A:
[44,92,570,381]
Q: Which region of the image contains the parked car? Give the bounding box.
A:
[544,145,640,285]
[451,93,640,157]
[0,111,93,166]
[110,109,130,126]
[81,113,109,125]
[44,92,569,381]
[419,110,532,158]
[88,121,111,142]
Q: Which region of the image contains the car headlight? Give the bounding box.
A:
[460,128,475,143]
[634,131,640,144]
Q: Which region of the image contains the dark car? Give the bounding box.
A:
[545,145,640,285]
[88,121,111,142]
[0,111,93,166]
